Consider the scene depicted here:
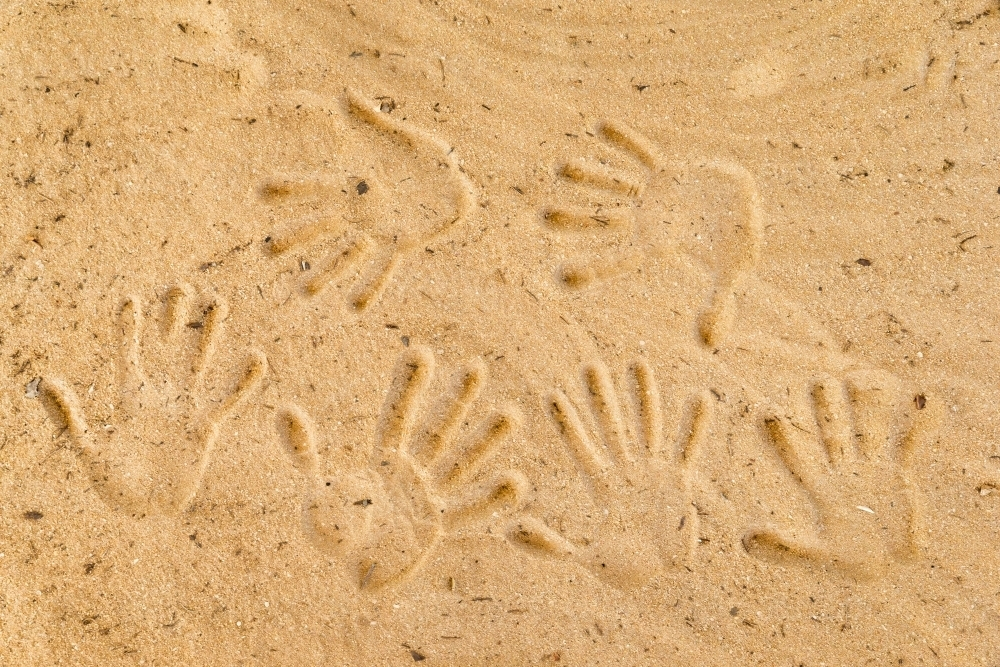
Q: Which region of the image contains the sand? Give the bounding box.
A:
[2,0,1000,663]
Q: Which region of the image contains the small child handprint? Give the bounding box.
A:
[540,120,763,346]
[508,358,712,588]
[259,89,475,313]
[43,285,266,516]
[279,347,528,590]
[743,371,943,576]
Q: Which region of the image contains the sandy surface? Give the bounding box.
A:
[2,0,1000,664]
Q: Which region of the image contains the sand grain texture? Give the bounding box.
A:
[2,0,1000,664]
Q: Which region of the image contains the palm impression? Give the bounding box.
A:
[42,285,267,516]
[508,358,713,589]
[744,371,943,577]
[541,121,763,347]
[278,347,528,591]
[259,89,475,313]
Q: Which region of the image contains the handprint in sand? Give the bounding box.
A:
[278,347,528,591]
[743,371,943,576]
[539,121,762,347]
[507,358,712,589]
[259,89,475,313]
[42,285,267,516]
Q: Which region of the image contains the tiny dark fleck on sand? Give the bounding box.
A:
[25,377,41,398]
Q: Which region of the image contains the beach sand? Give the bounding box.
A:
[2,0,999,663]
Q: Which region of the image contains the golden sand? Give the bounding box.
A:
[2,0,999,663]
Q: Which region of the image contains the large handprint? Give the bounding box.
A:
[507,358,712,589]
[259,89,475,313]
[539,121,762,347]
[743,371,943,576]
[278,347,528,591]
[42,285,267,516]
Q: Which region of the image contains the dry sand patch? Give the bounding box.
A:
[1,0,999,664]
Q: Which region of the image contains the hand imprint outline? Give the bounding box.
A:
[43,285,266,516]
[743,371,942,576]
[278,347,528,591]
[259,89,475,313]
[508,358,712,588]
[541,120,763,346]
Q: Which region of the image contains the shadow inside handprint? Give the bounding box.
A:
[258,89,475,312]
[743,370,943,577]
[541,121,762,348]
[41,285,266,516]
[278,347,528,591]
[507,358,712,589]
